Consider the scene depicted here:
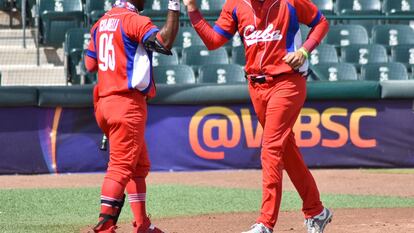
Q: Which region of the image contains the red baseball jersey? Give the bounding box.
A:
[86,4,158,97]
[214,0,322,76]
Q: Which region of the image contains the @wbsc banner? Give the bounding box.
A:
[0,100,413,174]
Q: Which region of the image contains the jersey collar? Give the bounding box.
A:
[113,0,138,13]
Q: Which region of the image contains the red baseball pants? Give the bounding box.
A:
[248,73,324,229]
[95,92,150,186]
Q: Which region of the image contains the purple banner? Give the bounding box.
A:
[0,100,413,174]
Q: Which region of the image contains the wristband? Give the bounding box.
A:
[168,0,180,11]
[299,47,309,59]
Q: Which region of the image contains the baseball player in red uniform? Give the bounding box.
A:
[183,0,331,232]
[85,0,180,232]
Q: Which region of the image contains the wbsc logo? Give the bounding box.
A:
[188,106,377,160]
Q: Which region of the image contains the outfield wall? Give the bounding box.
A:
[0,82,413,174]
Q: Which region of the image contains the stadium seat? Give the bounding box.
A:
[64,28,91,84]
[391,44,414,68]
[231,46,246,66]
[68,50,97,84]
[361,62,409,81]
[153,65,196,84]
[300,24,311,41]
[0,0,8,10]
[326,24,369,47]
[383,0,414,15]
[39,0,84,47]
[341,44,388,68]
[182,46,229,71]
[196,0,225,16]
[336,0,382,35]
[372,25,414,47]
[312,63,358,81]
[173,26,205,55]
[313,0,334,16]
[224,32,243,51]
[337,0,381,14]
[198,64,245,84]
[85,0,115,26]
[309,44,339,65]
[152,51,179,67]
[143,0,170,17]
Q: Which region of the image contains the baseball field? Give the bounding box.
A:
[0,169,413,233]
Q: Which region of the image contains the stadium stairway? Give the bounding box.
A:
[0,11,65,86]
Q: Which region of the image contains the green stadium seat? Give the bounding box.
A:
[312,63,358,81]
[64,28,90,56]
[66,50,97,84]
[372,25,414,47]
[152,51,179,67]
[143,0,169,17]
[198,64,245,84]
[383,0,414,15]
[182,46,229,71]
[85,0,115,26]
[174,26,205,50]
[361,62,409,81]
[309,44,339,65]
[313,0,334,16]
[411,66,414,79]
[326,25,369,47]
[300,24,311,41]
[80,51,98,84]
[391,44,414,68]
[337,0,381,14]
[231,46,246,66]
[39,0,84,47]
[224,32,243,51]
[196,0,225,16]
[337,0,382,36]
[153,65,196,84]
[64,28,91,84]
[341,44,388,68]
[0,0,7,10]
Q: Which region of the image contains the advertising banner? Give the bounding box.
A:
[0,100,413,174]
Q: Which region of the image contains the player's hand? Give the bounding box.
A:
[283,50,307,70]
[183,0,198,12]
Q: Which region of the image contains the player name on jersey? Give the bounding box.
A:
[99,18,120,32]
[243,24,283,47]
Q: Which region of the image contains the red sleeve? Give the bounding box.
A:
[189,0,237,51]
[293,0,321,26]
[85,55,98,72]
[124,14,159,44]
[302,16,329,52]
[293,0,329,53]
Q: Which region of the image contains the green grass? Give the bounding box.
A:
[363,169,414,174]
[1,185,414,233]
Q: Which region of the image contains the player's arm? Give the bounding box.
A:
[85,27,98,72]
[283,0,329,70]
[184,0,235,50]
[155,0,180,50]
[141,0,180,55]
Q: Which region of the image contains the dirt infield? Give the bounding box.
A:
[1,169,414,233]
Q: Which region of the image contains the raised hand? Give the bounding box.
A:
[183,0,198,11]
